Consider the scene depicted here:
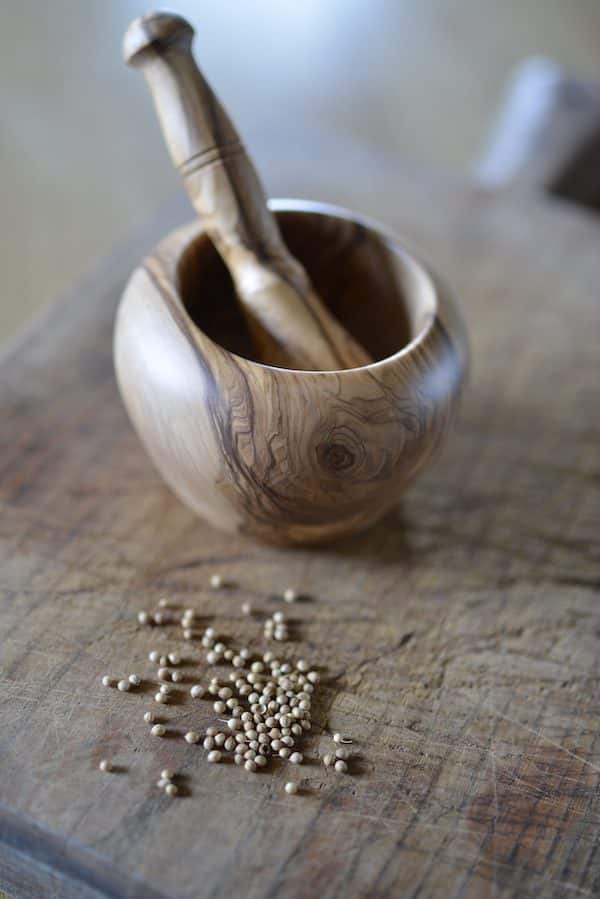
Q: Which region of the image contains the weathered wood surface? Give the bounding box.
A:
[1,161,599,899]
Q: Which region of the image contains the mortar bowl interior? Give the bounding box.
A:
[176,200,437,369]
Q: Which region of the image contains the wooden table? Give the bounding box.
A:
[1,159,599,899]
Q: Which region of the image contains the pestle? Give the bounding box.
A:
[123,11,372,371]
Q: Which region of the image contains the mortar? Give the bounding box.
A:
[114,198,468,545]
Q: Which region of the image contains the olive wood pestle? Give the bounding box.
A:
[123,11,372,371]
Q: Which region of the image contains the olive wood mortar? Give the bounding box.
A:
[114,199,468,546]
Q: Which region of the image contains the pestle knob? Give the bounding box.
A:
[123,11,372,371]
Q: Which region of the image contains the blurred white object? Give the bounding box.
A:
[477,57,600,201]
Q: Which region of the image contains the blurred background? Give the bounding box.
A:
[2,0,599,340]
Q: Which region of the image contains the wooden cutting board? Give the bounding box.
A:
[1,159,599,899]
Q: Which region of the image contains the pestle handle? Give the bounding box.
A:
[123,11,372,371]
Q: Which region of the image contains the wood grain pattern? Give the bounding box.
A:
[1,168,599,899]
[114,200,467,545]
[123,11,371,372]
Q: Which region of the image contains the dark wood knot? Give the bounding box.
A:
[315,427,365,476]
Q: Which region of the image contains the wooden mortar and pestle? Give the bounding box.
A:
[115,11,468,546]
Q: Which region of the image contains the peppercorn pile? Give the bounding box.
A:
[98,576,354,797]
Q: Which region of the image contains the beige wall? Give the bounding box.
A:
[2,0,600,339]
